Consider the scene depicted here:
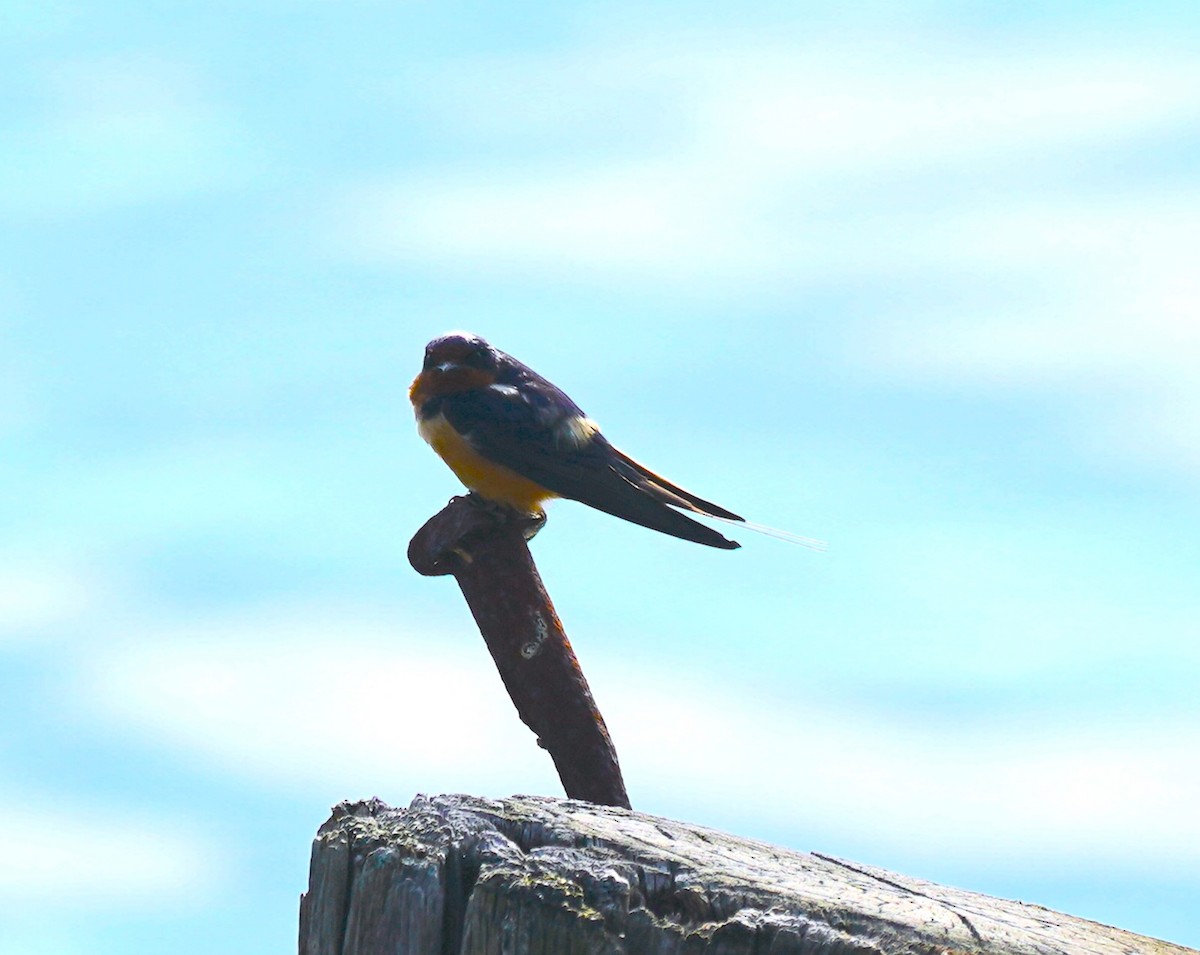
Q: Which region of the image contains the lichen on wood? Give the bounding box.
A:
[299,794,1195,955]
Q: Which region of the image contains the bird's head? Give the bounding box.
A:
[409,332,499,408]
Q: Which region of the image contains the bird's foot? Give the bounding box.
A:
[517,509,547,541]
[463,493,547,541]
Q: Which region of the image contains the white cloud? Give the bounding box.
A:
[330,36,1200,473]
[85,605,561,797]
[687,44,1197,178]
[0,558,101,640]
[337,164,710,279]
[601,667,1200,874]
[0,55,252,218]
[0,798,218,909]
[333,40,1200,285]
[80,605,1200,875]
[859,192,1200,471]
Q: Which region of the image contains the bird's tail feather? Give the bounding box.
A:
[707,514,827,551]
[611,448,742,520]
[582,487,741,549]
[599,444,823,551]
[612,447,826,551]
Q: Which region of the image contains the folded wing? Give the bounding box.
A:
[440,387,742,549]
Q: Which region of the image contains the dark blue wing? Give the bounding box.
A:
[438,384,741,549]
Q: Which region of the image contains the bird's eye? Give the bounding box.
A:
[461,345,494,370]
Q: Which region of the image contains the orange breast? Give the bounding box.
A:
[418,413,555,514]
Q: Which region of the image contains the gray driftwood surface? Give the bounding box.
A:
[299,794,1194,955]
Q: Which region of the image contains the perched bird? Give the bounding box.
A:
[409,331,752,549]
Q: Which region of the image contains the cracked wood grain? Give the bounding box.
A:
[299,794,1196,955]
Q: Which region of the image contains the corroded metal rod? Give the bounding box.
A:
[408,495,630,809]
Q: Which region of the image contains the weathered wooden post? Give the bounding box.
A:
[299,794,1196,955]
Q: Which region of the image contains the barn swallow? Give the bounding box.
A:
[409,331,747,549]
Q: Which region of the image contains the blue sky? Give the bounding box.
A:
[3,3,1199,952]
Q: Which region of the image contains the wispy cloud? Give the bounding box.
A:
[0,797,218,909]
[860,191,1200,471]
[333,39,1200,287]
[83,605,561,796]
[1,55,252,218]
[0,557,102,641]
[602,668,1200,874]
[330,35,1200,473]
[80,603,1200,874]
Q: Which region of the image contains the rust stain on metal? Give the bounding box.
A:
[408,494,630,809]
[521,611,548,659]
